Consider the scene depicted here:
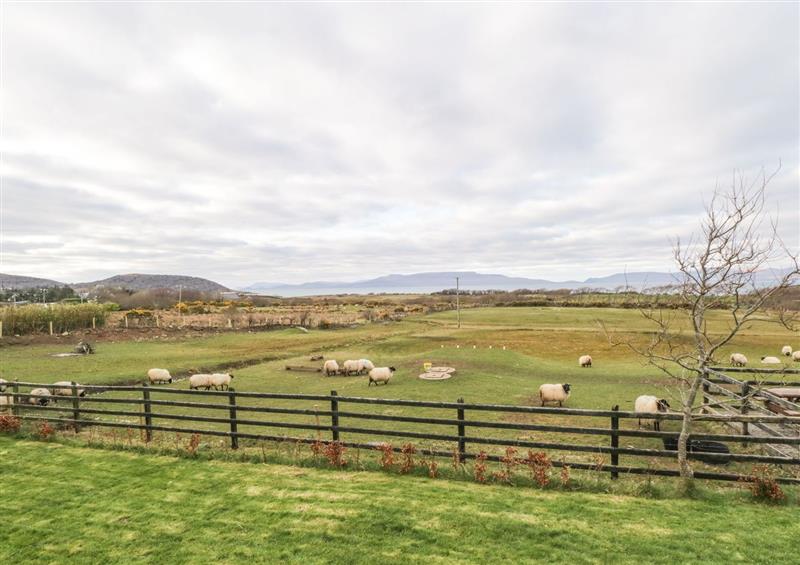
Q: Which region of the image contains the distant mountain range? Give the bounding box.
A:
[3,268,793,297]
[242,271,683,296]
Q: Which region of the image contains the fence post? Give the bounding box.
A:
[610,405,619,480]
[456,397,466,463]
[331,390,340,442]
[71,381,81,432]
[11,381,19,417]
[92,317,96,330]
[741,381,750,441]
[228,388,238,449]
[0,320,3,338]
[49,321,54,335]
[142,383,153,442]
[701,381,710,414]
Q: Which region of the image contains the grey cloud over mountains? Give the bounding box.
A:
[3,3,798,288]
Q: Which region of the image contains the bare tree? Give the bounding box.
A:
[612,167,799,484]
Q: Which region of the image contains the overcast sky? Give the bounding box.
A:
[2,3,798,288]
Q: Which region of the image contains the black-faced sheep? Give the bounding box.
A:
[538,384,571,407]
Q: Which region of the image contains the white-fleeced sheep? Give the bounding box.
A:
[538,384,571,407]
[52,381,87,398]
[360,359,375,372]
[729,353,748,367]
[368,367,395,386]
[578,355,592,368]
[189,374,214,390]
[342,360,364,376]
[147,368,173,384]
[28,388,52,406]
[761,356,782,364]
[323,360,339,376]
[781,345,793,357]
[210,373,234,391]
[634,395,671,431]
[793,351,800,362]
[0,394,13,410]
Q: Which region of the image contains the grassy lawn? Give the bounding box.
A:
[1,436,798,564]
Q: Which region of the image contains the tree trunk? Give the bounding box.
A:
[677,373,704,484]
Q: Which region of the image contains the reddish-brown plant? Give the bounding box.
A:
[377,443,395,470]
[323,441,347,467]
[186,433,201,456]
[473,451,488,484]
[36,421,55,440]
[400,443,416,474]
[0,415,21,433]
[741,465,786,503]
[525,450,552,487]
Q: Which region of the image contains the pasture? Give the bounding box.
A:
[4,306,798,480]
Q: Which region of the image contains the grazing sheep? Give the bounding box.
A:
[189,374,214,390]
[360,359,375,373]
[634,395,671,431]
[52,381,87,398]
[578,355,593,368]
[342,360,364,376]
[729,353,748,367]
[0,378,7,393]
[793,351,800,362]
[28,388,52,406]
[781,346,793,357]
[209,373,234,391]
[368,367,395,386]
[323,360,339,376]
[761,356,782,364]
[147,368,173,385]
[538,384,571,407]
[0,394,13,411]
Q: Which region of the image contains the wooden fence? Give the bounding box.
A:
[703,366,800,458]
[5,379,800,484]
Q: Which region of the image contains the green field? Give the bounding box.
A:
[4,307,798,475]
[2,436,798,564]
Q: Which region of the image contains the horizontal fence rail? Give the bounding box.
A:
[3,378,800,485]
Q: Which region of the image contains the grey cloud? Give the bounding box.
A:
[3,3,798,288]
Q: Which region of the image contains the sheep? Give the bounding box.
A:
[147,368,173,385]
[0,394,13,411]
[538,383,571,407]
[323,360,339,376]
[28,388,52,406]
[368,367,395,386]
[52,381,87,398]
[188,374,214,390]
[781,345,793,357]
[360,359,375,373]
[578,355,593,368]
[729,353,748,367]
[761,356,782,364]
[342,360,364,376]
[634,395,671,431]
[0,379,7,393]
[793,351,800,362]
[209,373,234,391]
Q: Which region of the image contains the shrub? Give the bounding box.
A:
[0,415,21,433]
[323,441,347,467]
[741,465,786,503]
[473,451,488,484]
[0,303,107,335]
[36,421,55,440]
[525,451,552,487]
[377,443,395,470]
[400,443,416,474]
